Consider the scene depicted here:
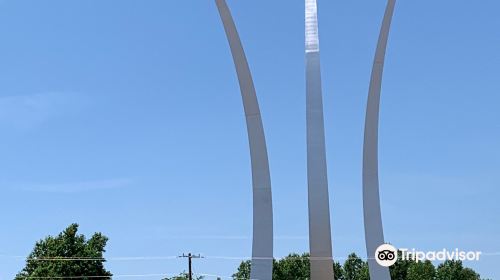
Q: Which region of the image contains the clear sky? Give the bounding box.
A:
[0,0,499,279]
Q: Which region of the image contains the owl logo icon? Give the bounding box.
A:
[375,244,398,267]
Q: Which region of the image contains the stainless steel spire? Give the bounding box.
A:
[215,1,273,279]
[363,1,396,279]
[305,0,334,279]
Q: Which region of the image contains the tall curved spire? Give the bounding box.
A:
[305,0,334,279]
[362,1,396,279]
[215,1,274,279]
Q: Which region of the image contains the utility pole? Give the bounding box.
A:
[179,253,202,280]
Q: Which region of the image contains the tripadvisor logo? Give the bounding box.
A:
[375,244,482,267]
[375,244,398,267]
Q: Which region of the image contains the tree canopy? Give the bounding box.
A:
[435,260,481,280]
[15,223,112,280]
[14,227,486,280]
[162,272,204,280]
[232,252,483,280]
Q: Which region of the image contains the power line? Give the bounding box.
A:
[2,252,499,262]
[14,274,177,279]
[14,273,251,280]
[0,255,180,261]
[178,253,203,280]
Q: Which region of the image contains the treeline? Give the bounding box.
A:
[232,253,487,280]
[13,224,489,280]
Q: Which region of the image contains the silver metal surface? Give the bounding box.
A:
[215,1,274,279]
[363,1,396,279]
[305,0,334,279]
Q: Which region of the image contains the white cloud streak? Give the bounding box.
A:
[0,92,85,129]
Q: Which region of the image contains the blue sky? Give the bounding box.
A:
[0,0,499,279]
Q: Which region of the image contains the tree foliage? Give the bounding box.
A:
[435,260,480,280]
[14,224,112,280]
[232,253,343,280]
[406,260,435,280]
[273,253,309,280]
[390,251,413,280]
[342,253,369,280]
[232,252,483,280]
[232,260,251,280]
[162,272,204,280]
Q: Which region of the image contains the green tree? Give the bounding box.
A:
[436,260,480,280]
[232,252,485,280]
[162,272,204,280]
[406,260,435,280]
[273,253,310,280]
[333,261,344,280]
[390,251,415,280]
[15,223,112,280]
[232,260,251,279]
[342,253,369,280]
[233,254,343,280]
